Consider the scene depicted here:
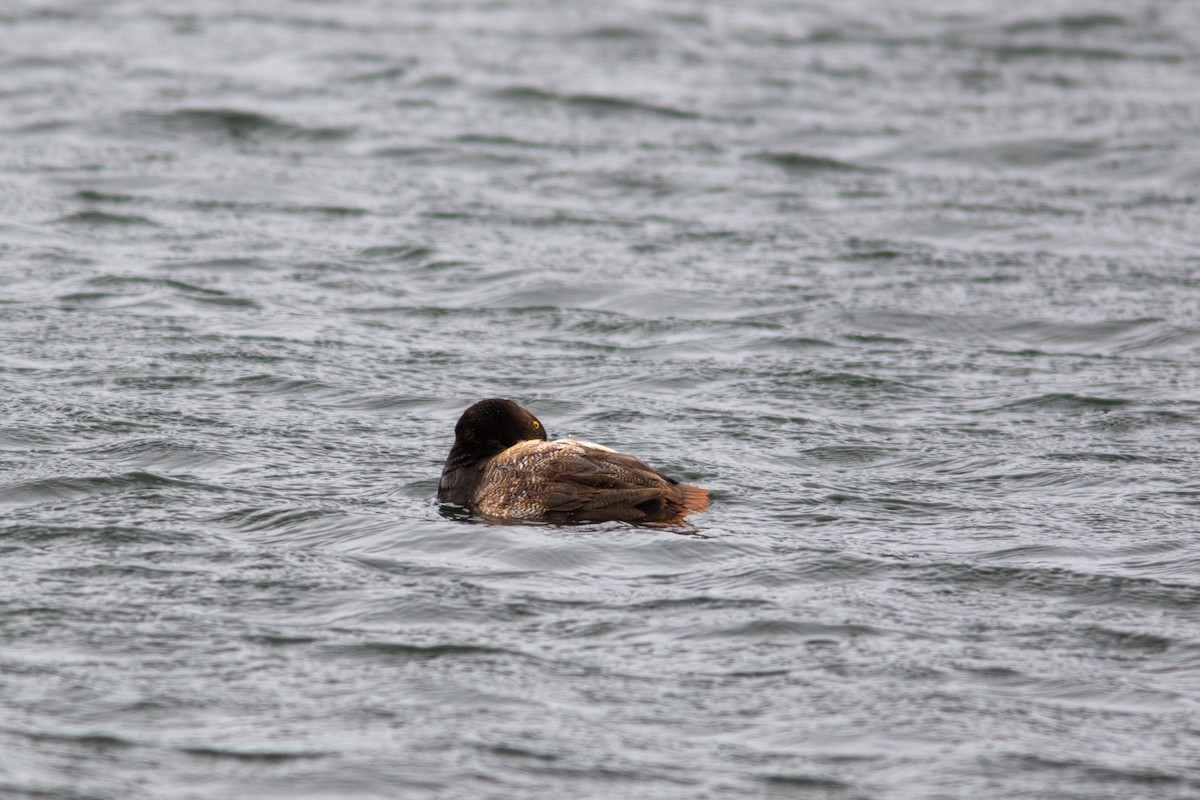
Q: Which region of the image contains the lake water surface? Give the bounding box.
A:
[2,1,1199,798]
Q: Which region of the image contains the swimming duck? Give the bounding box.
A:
[438,399,709,525]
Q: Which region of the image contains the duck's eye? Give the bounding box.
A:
[532,420,541,429]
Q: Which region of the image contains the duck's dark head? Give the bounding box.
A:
[448,398,547,465]
[439,399,548,506]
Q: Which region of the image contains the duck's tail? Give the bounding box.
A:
[677,483,710,515]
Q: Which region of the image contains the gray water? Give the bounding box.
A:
[3,1,1200,798]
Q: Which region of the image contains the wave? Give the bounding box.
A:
[52,211,161,228]
[0,471,226,508]
[57,275,261,312]
[750,151,884,174]
[843,310,1200,359]
[490,86,701,120]
[127,108,354,143]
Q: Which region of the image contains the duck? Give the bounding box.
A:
[437,398,709,525]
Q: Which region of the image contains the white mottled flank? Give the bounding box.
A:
[474,440,567,519]
[553,438,616,453]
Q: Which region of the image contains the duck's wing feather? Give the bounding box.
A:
[528,440,706,522]
[475,439,708,523]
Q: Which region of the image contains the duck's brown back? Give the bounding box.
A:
[473,439,709,524]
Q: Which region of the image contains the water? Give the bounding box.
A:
[3,1,1199,797]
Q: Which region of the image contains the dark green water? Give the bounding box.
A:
[2,2,1199,798]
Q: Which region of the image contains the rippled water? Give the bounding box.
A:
[3,1,1200,798]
